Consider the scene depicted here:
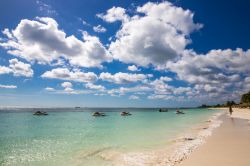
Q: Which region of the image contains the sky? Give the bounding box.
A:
[0,0,250,107]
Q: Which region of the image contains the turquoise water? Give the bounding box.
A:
[0,108,218,166]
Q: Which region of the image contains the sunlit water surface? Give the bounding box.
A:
[0,108,219,166]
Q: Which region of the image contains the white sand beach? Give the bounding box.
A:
[178,108,250,166]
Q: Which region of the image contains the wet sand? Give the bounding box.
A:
[178,109,250,166]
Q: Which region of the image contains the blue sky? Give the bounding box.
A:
[0,0,250,107]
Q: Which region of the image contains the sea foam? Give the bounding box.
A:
[106,111,224,166]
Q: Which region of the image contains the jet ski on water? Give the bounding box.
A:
[176,109,185,114]
[92,112,106,117]
[120,112,132,116]
[33,111,48,116]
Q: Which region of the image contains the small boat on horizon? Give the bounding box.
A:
[33,111,48,116]
[159,108,168,112]
[176,110,185,114]
[92,112,106,117]
[120,112,132,116]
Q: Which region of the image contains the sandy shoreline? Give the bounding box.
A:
[178,108,250,166]
[210,107,250,120]
[109,111,224,166]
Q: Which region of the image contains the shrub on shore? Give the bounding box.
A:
[198,91,250,108]
[241,91,250,104]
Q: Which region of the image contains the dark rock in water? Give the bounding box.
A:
[120,112,132,116]
[33,111,48,116]
[92,112,106,117]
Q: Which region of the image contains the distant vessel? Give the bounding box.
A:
[92,112,106,117]
[33,111,48,116]
[176,110,185,114]
[75,107,81,109]
[120,112,132,116]
[159,108,168,112]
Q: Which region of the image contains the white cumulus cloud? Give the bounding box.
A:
[0,58,33,77]
[44,87,55,91]
[93,25,107,33]
[108,85,152,96]
[166,48,250,101]
[99,72,148,84]
[107,1,202,67]
[127,65,140,71]
[0,66,12,75]
[85,83,105,91]
[129,95,140,100]
[61,82,74,92]
[61,82,73,88]
[160,76,172,82]
[0,17,112,68]
[0,84,17,89]
[97,7,129,23]
[41,68,98,83]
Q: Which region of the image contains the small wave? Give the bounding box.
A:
[164,111,224,166]
[106,111,224,166]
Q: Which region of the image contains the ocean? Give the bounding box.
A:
[0,108,221,166]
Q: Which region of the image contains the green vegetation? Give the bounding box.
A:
[241,91,250,104]
[199,91,250,108]
[199,101,235,108]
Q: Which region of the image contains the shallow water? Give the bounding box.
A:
[0,108,219,166]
